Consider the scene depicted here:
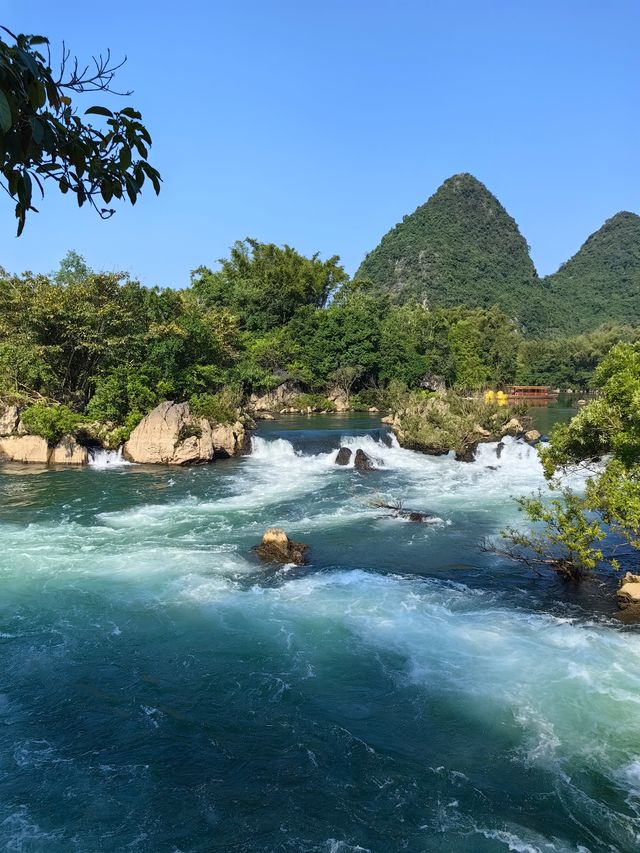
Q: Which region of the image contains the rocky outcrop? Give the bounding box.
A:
[617,573,640,609]
[255,528,308,565]
[354,449,376,471]
[501,418,525,437]
[419,374,446,393]
[123,401,249,465]
[0,432,88,465]
[50,436,88,465]
[335,447,352,465]
[0,405,19,436]
[0,435,51,463]
[249,381,303,413]
[327,388,350,412]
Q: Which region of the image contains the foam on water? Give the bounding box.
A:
[88,447,131,468]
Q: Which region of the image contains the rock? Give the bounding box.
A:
[256,528,308,565]
[455,442,478,463]
[495,441,505,459]
[473,425,492,439]
[577,399,587,407]
[335,447,352,465]
[326,388,350,412]
[354,448,375,471]
[124,401,215,465]
[0,404,19,436]
[249,380,303,413]
[50,435,88,465]
[381,415,395,425]
[211,420,248,458]
[419,374,446,393]
[617,572,640,609]
[501,417,524,437]
[0,435,50,463]
[525,429,541,445]
[256,412,275,420]
[368,406,379,413]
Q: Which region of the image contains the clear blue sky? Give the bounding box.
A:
[3,1,639,286]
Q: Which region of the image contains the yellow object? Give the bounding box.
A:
[484,390,495,403]
[496,390,508,406]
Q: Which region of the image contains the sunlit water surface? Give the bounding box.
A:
[1,413,639,852]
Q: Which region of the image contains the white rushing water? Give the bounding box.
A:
[0,422,638,852]
[88,447,131,468]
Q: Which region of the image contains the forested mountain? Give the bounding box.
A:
[356,175,640,337]
[355,173,538,318]
[540,212,640,335]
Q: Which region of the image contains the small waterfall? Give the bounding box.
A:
[473,436,540,470]
[250,436,301,461]
[88,447,131,468]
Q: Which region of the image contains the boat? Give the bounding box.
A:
[506,385,558,402]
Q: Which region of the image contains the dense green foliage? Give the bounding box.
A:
[356,173,538,319]
[0,29,160,234]
[502,342,640,578]
[541,213,640,335]
[356,174,640,339]
[0,237,637,438]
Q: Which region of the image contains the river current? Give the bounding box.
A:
[0,413,639,852]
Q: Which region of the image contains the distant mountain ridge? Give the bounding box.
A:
[356,174,640,336]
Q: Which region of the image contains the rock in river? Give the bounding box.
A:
[335,447,352,466]
[256,528,308,565]
[354,449,376,471]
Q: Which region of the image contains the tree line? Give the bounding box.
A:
[1,243,637,436]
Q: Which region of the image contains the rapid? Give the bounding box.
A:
[0,413,638,852]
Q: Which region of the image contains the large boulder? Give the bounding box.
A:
[617,573,640,609]
[124,401,215,465]
[211,420,249,458]
[0,435,50,463]
[525,429,541,445]
[335,447,352,465]
[354,448,376,471]
[50,435,88,465]
[256,528,308,565]
[0,404,19,436]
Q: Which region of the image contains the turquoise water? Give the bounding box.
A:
[1,415,639,852]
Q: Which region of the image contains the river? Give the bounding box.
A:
[0,413,638,852]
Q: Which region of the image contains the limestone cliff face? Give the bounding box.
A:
[0,434,88,464]
[123,401,248,465]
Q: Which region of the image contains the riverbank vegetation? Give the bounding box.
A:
[497,342,640,580]
[1,244,637,441]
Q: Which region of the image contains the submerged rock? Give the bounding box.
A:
[455,443,478,463]
[335,447,352,466]
[354,449,376,471]
[256,528,308,565]
[617,572,640,609]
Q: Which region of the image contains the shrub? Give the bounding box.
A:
[190,387,242,424]
[177,423,202,444]
[20,404,82,446]
[292,393,336,412]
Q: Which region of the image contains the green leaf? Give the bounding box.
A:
[85,106,114,118]
[0,90,12,133]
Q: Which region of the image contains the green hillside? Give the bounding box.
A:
[356,175,640,337]
[540,212,640,335]
[355,173,538,319]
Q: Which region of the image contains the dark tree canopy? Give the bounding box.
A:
[0,27,161,234]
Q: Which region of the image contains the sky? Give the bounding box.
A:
[3,1,639,287]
